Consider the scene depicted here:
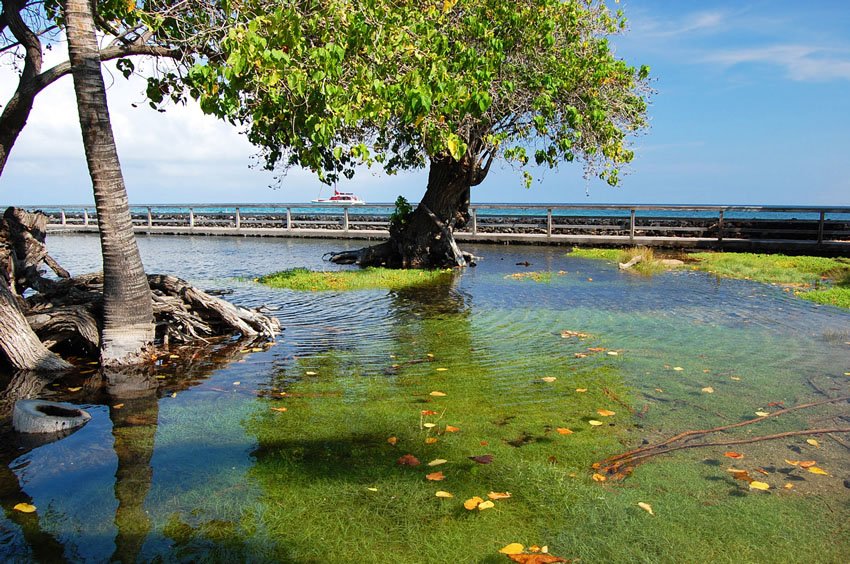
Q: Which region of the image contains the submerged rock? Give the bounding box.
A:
[12,399,92,434]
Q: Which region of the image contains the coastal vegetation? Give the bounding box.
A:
[571,247,850,309]
[258,267,454,292]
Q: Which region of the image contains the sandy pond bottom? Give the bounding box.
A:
[2,234,850,563]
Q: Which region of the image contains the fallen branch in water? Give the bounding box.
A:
[595,395,850,476]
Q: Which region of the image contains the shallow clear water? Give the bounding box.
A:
[2,234,849,562]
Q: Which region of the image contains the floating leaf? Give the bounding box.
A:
[112,403,124,409]
[727,468,752,482]
[754,468,770,476]
[784,483,794,489]
[529,545,542,553]
[425,437,438,444]
[463,496,484,510]
[430,391,447,397]
[233,381,241,386]
[607,351,619,356]
[445,425,460,433]
[387,436,398,446]
[730,376,741,381]
[596,409,616,417]
[798,460,817,468]
[13,503,36,513]
[423,423,436,429]
[477,500,495,511]
[469,454,494,464]
[806,466,829,475]
[592,473,607,482]
[673,367,684,371]
[749,481,770,490]
[540,377,557,383]
[270,407,288,412]
[305,371,318,376]
[588,347,606,353]
[754,411,769,417]
[426,471,445,481]
[397,454,420,466]
[428,459,448,466]
[560,330,590,339]
[435,367,448,372]
[806,438,820,447]
[421,410,438,416]
[637,502,654,515]
[435,490,453,498]
[784,459,800,466]
[575,388,588,393]
[170,392,177,398]
[766,401,784,407]
[556,428,574,435]
[67,387,82,392]
[701,386,714,393]
[588,420,604,426]
[488,491,512,500]
[507,553,567,563]
[724,452,745,459]
[499,543,525,555]
[574,353,588,358]
[367,487,378,492]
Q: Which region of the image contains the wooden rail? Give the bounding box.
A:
[34,203,850,254]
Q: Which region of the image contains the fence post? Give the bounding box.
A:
[343,207,349,232]
[629,208,636,242]
[189,208,195,229]
[147,207,153,229]
[547,208,553,237]
[235,207,241,229]
[286,207,292,230]
[471,207,477,237]
[83,209,89,226]
[60,209,66,226]
[818,210,825,245]
[717,210,724,242]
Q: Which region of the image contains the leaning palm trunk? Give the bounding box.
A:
[63,0,154,364]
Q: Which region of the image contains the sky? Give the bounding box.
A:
[1,1,848,206]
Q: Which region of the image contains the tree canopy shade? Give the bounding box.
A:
[186,0,650,267]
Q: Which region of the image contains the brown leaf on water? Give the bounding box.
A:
[723,451,745,459]
[425,471,445,481]
[469,454,494,464]
[480,440,489,446]
[463,496,484,510]
[397,454,421,466]
[488,491,512,500]
[798,460,817,468]
[445,425,460,433]
[587,347,606,353]
[421,410,438,416]
[767,401,784,407]
[726,468,752,482]
[596,409,616,417]
[556,428,574,435]
[754,468,770,476]
[507,554,568,563]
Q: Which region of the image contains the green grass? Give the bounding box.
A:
[257,267,455,291]
[572,248,850,309]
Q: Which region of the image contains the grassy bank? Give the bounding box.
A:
[571,248,850,309]
[258,267,454,291]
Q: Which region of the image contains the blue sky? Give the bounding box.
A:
[1,1,848,206]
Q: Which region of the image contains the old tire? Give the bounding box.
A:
[12,399,92,434]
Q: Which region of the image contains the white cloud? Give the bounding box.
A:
[703,44,850,82]
[628,9,727,38]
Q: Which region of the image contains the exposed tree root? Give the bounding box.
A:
[595,395,850,477]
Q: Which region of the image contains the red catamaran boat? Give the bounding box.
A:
[311,189,365,205]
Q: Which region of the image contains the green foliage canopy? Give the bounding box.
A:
[186,0,650,186]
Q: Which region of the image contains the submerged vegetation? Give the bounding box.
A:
[571,247,850,309]
[257,267,454,291]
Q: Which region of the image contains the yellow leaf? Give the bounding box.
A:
[305,371,318,376]
[755,411,770,417]
[806,466,829,475]
[575,388,588,393]
[596,409,616,417]
[607,351,619,356]
[637,502,654,515]
[430,391,446,397]
[435,490,453,498]
[270,407,287,412]
[13,503,36,513]
[806,438,820,447]
[488,491,512,500]
[233,381,241,386]
[442,0,457,14]
[540,377,557,383]
[464,496,484,510]
[387,436,398,445]
[67,387,82,392]
[477,500,495,511]
[556,428,573,435]
[749,481,770,490]
[784,459,800,466]
[445,425,460,433]
[170,392,177,398]
[499,543,525,555]
[426,471,445,481]
[730,376,741,381]
[435,367,448,372]
[701,386,714,393]
[784,483,794,489]
[592,473,607,482]
[428,459,448,466]
[673,367,684,371]
[367,487,378,492]
[425,437,438,444]
[588,420,604,426]
[251,347,263,352]
[169,354,179,359]
[423,423,436,428]
[112,403,124,409]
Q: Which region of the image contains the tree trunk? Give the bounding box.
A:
[0,283,72,371]
[329,155,486,268]
[64,0,155,365]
